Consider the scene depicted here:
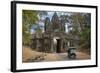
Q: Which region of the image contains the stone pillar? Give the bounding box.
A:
[53,38,57,53]
[51,39,54,52]
[68,41,70,47]
[60,39,63,52]
[36,39,39,51]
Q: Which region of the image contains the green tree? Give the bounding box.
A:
[80,24,91,49]
[60,14,69,32]
[69,13,91,52]
[38,11,48,19]
[22,10,38,46]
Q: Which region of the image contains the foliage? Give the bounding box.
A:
[69,13,91,50]
[79,25,91,49]
[22,10,38,46]
[38,11,48,19]
[60,15,69,32]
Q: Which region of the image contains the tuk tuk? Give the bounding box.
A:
[67,47,76,59]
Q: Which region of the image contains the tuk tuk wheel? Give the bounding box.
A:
[68,53,76,59]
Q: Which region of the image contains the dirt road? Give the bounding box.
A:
[22,47,90,63]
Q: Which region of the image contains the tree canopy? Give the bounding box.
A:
[22,10,38,45]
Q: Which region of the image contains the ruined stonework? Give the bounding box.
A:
[31,12,79,53]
